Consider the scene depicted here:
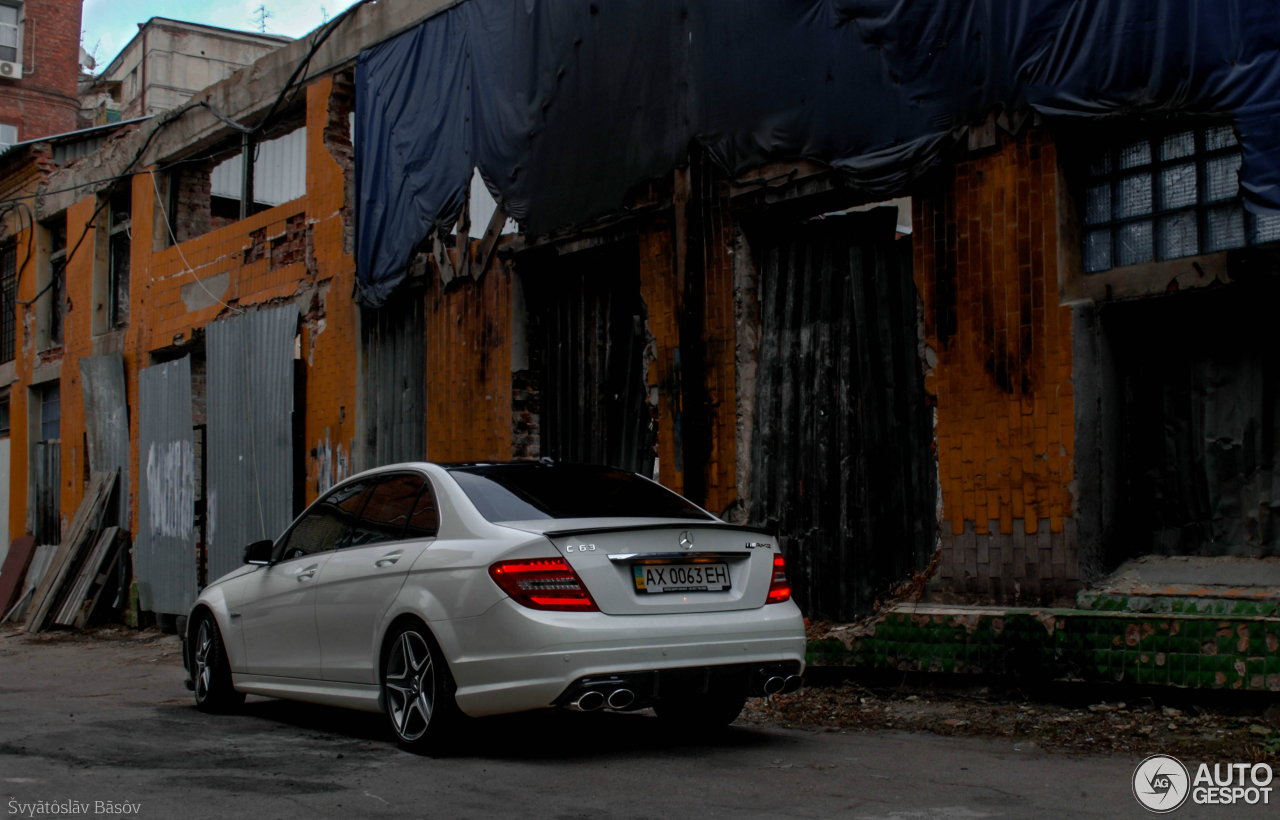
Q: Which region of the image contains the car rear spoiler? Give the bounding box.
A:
[541,522,776,538]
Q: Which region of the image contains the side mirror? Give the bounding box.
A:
[244,539,274,566]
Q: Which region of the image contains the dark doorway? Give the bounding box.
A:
[525,240,655,476]
[32,382,62,546]
[747,211,937,620]
[1103,278,1280,564]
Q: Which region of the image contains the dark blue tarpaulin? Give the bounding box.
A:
[354,0,1280,305]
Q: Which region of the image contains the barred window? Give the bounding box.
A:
[0,241,15,363]
[1083,125,1280,273]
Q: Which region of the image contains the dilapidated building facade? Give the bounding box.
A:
[2,0,1279,688]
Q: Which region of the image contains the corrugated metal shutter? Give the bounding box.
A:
[137,356,197,614]
[79,354,130,527]
[206,305,298,582]
[362,287,426,467]
[530,240,655,475]
[749,211,937,620]
[52,136,105,165]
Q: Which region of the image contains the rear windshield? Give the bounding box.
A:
[448,464,713,523]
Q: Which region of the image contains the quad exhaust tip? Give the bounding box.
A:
[606,688,635,710]
[572,690,606,712]
[781,675,803,694]
[762,676,786,695]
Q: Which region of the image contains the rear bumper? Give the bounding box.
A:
[435,597,807,717]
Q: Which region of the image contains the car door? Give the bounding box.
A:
[238,479,372,679]
[314,472,438,684]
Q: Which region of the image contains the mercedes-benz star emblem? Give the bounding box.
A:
[679,531,694,549]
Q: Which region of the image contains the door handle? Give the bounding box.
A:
[295,563,318,581]
[375,552,403,568]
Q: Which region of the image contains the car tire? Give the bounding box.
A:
[654,685,748,729]
[192,612,245,713]
[381,620,461,754]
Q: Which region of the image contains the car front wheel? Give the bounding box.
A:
[382,621,459,753]
[192,613,245,713]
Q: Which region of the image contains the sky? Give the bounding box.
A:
[80,0,362,71]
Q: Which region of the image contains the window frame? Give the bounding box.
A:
[1081,124,1279,274]
[41,217,66,349]
[0,1,22,69]
[0,240,15,363]
[340,471,440,550]
[271,476,373,564]
[271,469,439,563]
[107,193,131,329]
[39,382,60,443]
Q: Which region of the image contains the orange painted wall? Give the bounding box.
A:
[913,129,1078,598]
[635,204,739,513]
[637,217,684,496]
[9,76,364,553]
[424,261,514,463]
[699,178,738,516]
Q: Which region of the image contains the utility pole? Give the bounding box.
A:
[251,5,273,33]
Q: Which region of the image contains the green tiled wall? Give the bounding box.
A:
[808,608,1280,691]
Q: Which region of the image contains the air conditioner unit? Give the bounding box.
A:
[0,60,20,80]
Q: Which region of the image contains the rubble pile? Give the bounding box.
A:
[743,682,1280,762]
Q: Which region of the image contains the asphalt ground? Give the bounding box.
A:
[0,627,1271,819]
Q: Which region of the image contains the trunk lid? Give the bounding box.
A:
[501,519,777,615]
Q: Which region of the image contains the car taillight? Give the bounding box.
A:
[488,557,599,612]
[766,553,791,604]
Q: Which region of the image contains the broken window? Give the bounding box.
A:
[108,188,130,329]
[0,241,15,363]
[468,168,517,239]
[210,126,308,219]
[1083,125,1280,273]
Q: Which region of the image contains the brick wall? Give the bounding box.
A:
[170,160,215,244]
[0,0,83,141]
[912,128,1078,605]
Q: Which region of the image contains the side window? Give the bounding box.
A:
[402,480,439,539]
[346,474,426,547]
[276,480,372,561]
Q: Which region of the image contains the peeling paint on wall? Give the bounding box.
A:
[312,427,349,496]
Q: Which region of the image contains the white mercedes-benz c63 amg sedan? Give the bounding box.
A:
[182,461,806,751]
